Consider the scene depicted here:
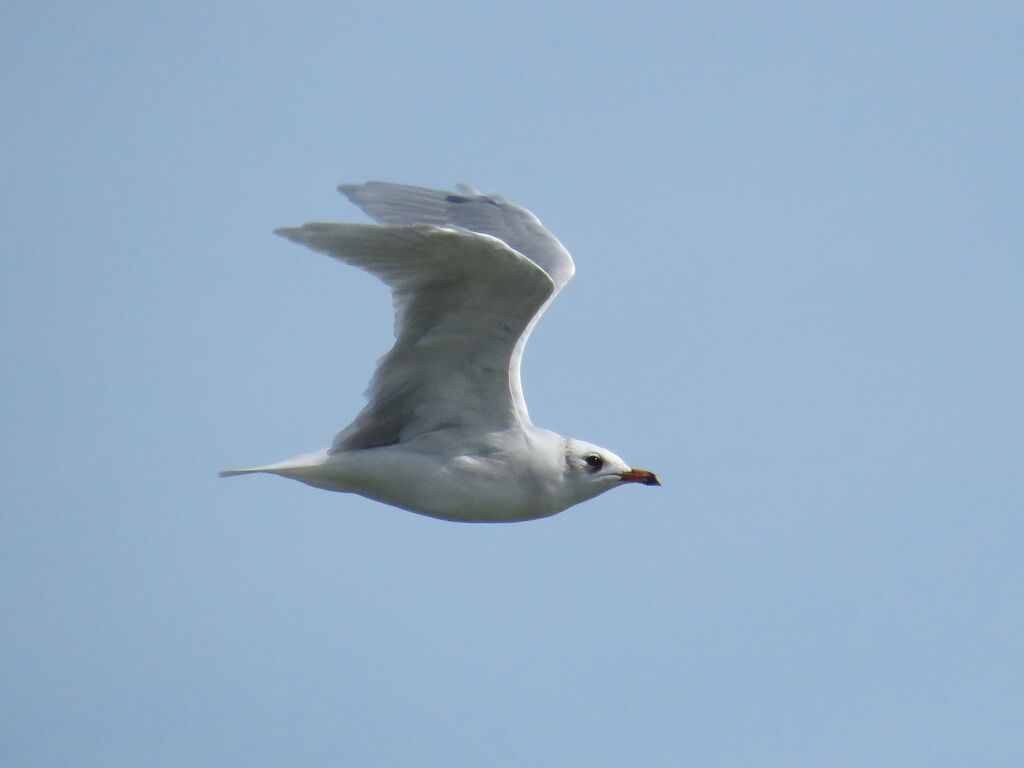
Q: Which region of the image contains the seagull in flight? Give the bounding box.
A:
[221,182,659,522]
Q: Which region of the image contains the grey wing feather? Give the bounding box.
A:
[339,182,575,291]
[274,222,555,452]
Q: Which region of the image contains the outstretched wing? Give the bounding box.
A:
[337,181,578,434]
[275,222,554,452]
[339,181,575,291]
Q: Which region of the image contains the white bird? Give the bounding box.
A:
[221,182,659,522]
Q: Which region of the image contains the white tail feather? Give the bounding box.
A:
[218,450,330,480]
[217,468,266,478]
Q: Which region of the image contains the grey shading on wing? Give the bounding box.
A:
[274,222,555,452]
[338,181,577,434]
[338,182,575,291]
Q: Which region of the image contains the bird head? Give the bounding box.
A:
[562,439,660,504]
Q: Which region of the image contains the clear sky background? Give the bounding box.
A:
[3,1,1022,766]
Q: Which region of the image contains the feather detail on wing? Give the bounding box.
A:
[274,223,555,452]
[338,181,575,291]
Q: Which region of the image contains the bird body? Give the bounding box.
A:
[221,182,659,522]
[225,426,621,522]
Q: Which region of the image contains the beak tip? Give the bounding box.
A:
[619,469,661,486]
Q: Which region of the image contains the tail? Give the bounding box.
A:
[218,449,331,480]
[218,468,266,478]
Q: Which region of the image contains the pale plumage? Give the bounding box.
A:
[221,182,658,522]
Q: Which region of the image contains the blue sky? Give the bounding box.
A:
[3,1,1022,765]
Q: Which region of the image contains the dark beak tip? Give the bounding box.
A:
[619,469,661,486]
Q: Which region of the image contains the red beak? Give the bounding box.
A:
[617,468,661,486]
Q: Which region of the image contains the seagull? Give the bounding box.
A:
[221,181,659,522]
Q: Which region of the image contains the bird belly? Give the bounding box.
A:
[301,446,562,523]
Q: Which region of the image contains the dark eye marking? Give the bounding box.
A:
[584,454,604,472]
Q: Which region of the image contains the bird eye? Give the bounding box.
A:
[584,454,604,471]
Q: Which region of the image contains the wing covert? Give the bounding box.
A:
[274,223,554,451]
